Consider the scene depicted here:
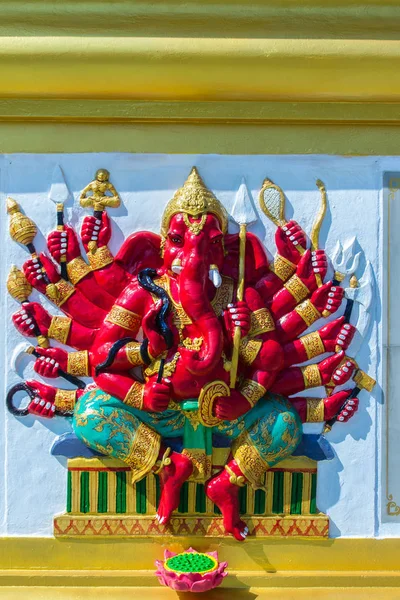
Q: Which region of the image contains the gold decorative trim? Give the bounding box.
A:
[301,331,325,360]
[125,342,144,366]
[249,307,275,337]
[67,350,89,377]
[124,381,144,410]
[153,447,172,475]
[144,351,180,378]
[48,315,71,344]
[106,305,141,331]
[225,464,246,487]
[182,448,212,481]
[239,337,262,366]
[67,256,92,285]
[54,389,76,413]
[295,300,322,327]
[270,254,296,281]
[284,274,310,303]
[87,246,114,270]
[198,380,230,427]
[301,364,322,389]
[232,431,269,489]
[52,279,75,307]
[306,398,325,422]
[125,423,160,484]
[240,378,266,408]
[183,212,207,235]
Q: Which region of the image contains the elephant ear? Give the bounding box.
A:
[223,232,270,285]
[114,231,163,276]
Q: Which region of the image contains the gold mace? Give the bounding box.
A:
[7,265,49,348]
[6,198,59,302]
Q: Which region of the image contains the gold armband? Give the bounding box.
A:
[48,280,75,307]
[126,341,145,366]
[106,305,141,331]
[67,256,92,285]
[301,364,322,389]
[54,389,76,413]
[300,331,325,360]
[249,308,275,337]
[67,351,89,376]
[284,274,309,303]
[48,315,71,345]
[240,378,266,408]
[239,337,262,366]
[87,246,114,270]
[295,300,322,327]
[124,381,144,409]
[270,254,296,281]
[306,398,325,422]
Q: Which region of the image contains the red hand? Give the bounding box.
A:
[23,253,60,294]
[224,300,251,339]
[81,212,111,253]
[142,301,170,359]
[33,347,68,378]
[275,220,307,264]
[143,378,171,412]
[25,379,57,418]
[12,302,51,337]
[213,389,251,421]
[296,249,327,292]
[311,282,344,314]
[319,316,356,352]
[324,390,359,422]
[318,351,356,386]
[47,224,80,264]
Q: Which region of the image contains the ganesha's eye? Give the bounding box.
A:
[212,236,222,244]
[169,234,183,245]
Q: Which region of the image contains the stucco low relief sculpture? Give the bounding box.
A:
[6,166,375,540]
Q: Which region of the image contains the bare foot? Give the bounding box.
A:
[156,452,193,525]
[206,461,249,542]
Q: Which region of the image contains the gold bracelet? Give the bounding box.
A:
[301,331,325,360]
[154,447,172,474]
[48,315,71,345]
[87,246,114,270]
[306,398,325,422]
[67,350,89,376]
[301,364,322,389]
[67,256,92,285]
[126,341,145,366]
[295,300,322,327]
[54,389,76,413]
[249,308,275,337]
[270,254,296,281]
[240,378,266,408]
[225,464,246,487]
[284,274,310,303]
[239,337,262,366]
[124,381,144,409]
[105,305,141,331]
[49,280,75,307]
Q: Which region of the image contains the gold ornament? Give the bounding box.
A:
[225,464,246,487]
[87,245,114,270]
[270,254,296,281]
[125,423,161,484]
[54,389,77,413]
[301,331,325,360]
[67,351,89,377]
[7,197,37,246]
[124,381,144,409]
[125,342,145,366]
[67,257,92,285]
[105,305,141,331]
[232,430,269,489]
[52,280,75,307]
[249,308,275,337]
[239,337,262,366]
[239,378,266,408]
[295,300,322,327]
[153,447,172,474]
[198,380,230,427]
[306,398,325,422]
[284,274,310,303]
[48,316,72,345]
[160,167,228,239]
[301,364,322,389]
[7,265,32,303]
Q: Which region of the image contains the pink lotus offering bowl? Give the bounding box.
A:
[155,547,228,592]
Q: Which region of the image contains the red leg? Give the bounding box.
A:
[206,460,249,541]
[155,450,193,525]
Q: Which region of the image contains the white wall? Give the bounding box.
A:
[0,153,396,537]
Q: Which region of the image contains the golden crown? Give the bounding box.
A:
[160,167,228,238]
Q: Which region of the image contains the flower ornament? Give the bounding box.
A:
[155,548,228,592]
